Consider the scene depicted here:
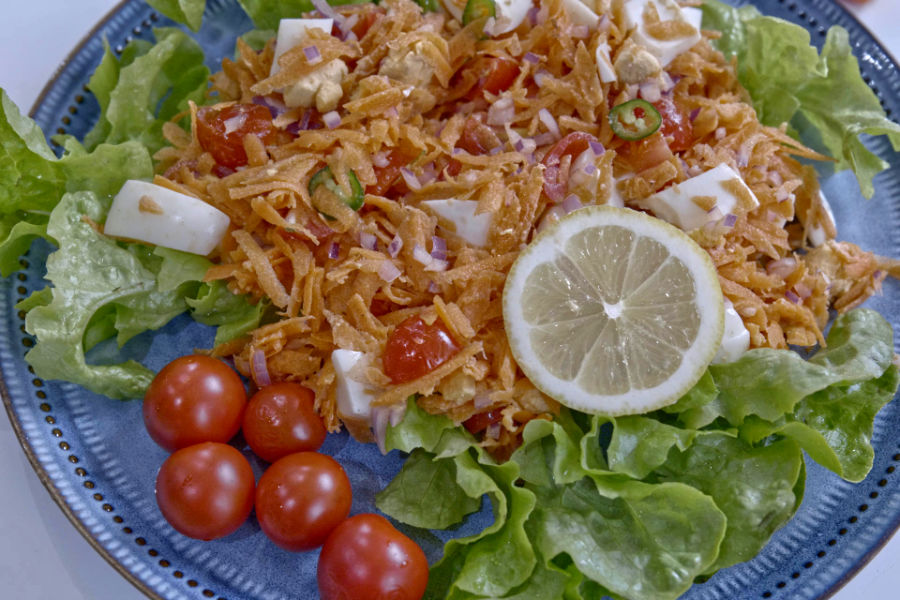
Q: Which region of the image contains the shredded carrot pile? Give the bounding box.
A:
[152,0,892,454]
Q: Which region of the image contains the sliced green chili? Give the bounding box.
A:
[462,0,495,26]
[308,166,365,215]
[415,0,441,12]
[609,99,662,141]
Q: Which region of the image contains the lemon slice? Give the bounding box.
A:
[503,205,724,416]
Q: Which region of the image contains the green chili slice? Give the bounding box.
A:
[415,0,441,12]
[308,166,365,215]
[609,99,662,141]
[462,0,495,26]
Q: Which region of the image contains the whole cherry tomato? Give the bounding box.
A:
[155,442,255,541]
[382,316,460,384]
[653,96,693,152]
[255,452,352,551]
[196,103,283,169]
[242,382,327,463]
[143,355,247,452]
[318,513,429,600]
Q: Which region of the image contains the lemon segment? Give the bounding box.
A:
[503,205,724,416]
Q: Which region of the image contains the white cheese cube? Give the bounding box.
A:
[561,0,601,27]
[270,18,334,76]
[712,299,750,364]
[422,199,493,247]
[638,164,760,232]
[623,0,701,67]
[104,180,230,255]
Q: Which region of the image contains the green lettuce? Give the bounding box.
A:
[146,0,207,31]
[377,310,898,600]
[702,0,900,199]
[148,0,370,32]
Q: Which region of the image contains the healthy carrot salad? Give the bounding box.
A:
[2,0,900,598]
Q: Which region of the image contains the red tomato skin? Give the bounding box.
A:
[652,96,693,152]
[143,355,247,452]
[155,442,255,541]
[463,408,504,434]
[382,316,461,384]
[196,103,281,169]
[616,131,674,174]
[468,56,520,99]
[255,452,352,552]
[367,145,418,196]
[542,131,594,168]
[242,383,327,463]
[318,513,429,600]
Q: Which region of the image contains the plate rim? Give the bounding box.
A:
[3,1,899,599]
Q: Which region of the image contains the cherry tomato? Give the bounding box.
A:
[653,96,693,152]
[466,56,520,99]
[318,513,429,600]
[242,383,327,463]
[382,316,461,384]
[143,355,247,452]
[155,442,255,541]
[463,408,504,434]
[541,131,595,200]
[255,452,352,551]
[456,115,501,155]
[196,103,283,169]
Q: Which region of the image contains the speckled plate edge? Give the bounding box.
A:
[1,1,898,599]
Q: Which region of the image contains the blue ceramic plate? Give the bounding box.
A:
[2,1,899,599]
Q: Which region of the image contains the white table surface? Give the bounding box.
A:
[0,1,898,599]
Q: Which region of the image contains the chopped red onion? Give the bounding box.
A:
[736,145,751,168]
[523,51,540,64]
[298,109,313,131]
[252,95,286,118]
[534,69,550,87]
[706,205,723,221]
[425,257,449,272]
[767,170,784,186]
[689,107,701,121]
[775,187,791,202]
[598,14,611,32]
[328,241,341,259]
[452,147,464,156]
[360,231,377,250]
[714,127,727,140]
[473,391,492,409]
[413,243,432,265]
[543,166,566,202]
[385,106,399,119]
[570,25,590,39]
[794,281,812,299]
[639,80,662,103]
[766,257,797,278]
[373,151,390,168]
[343,31,358,43]
[427,280,440,294]
[419,163,438,185]
[431,235,447,260]
[723,213,737,227]
[582,163,597,176]
[527,5,539,25]
[785,290,801,304]
[483,17,497,37]
[311,0,344,26]
[538,108,559,138]
[589,140,605,155]
[251,349,271,387]
[303,45,322,65]
[378,259,402,283]
[387,234,403,258]
[371,405,391,455]
[400,167,421,191]
[487,96,515,125]
[486,422,502,440]
[340,13,360,38]
[562,194,582,213]
[223,113,247,135]
[322,110,341,129]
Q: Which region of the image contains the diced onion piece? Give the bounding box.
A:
[378,259,402,283]
[104,180,230,255]
[766,257,796,279]
[322,110,341,129]
[562,194,582,214]
[413,243,432,265]
[538,108,560,139]
[387,234,403,258]
[400,167,422,191]
[431,235,447,260]
[359,231,377,250]
[251,349,272,387]
[523,51,540,64]
[303,45,322,65]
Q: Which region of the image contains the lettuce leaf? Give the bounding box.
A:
[702,0,900,198]
[147,0,370,32]
[378,309,897,600]
[146,0,207,31]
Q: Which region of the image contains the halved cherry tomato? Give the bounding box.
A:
[383,316,460,384]
[242,383,327,463]
[196,103,284,169]
[351,9,380,38]
[143,355,247,452]
[463,408,504,434]
[155,442,255,541]
[459,56,520,100]
[653,96,693,152]
[255,452,352,552]
[457,115,501,155]
[318,513,429,600]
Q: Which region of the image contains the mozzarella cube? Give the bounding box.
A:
[712,300,750,364]
[422,199,493,247]
[623,0,701,67]
[561,0,601,27]
[638,164,760,232]
[270,18,333,76]
[104,180,230,255]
